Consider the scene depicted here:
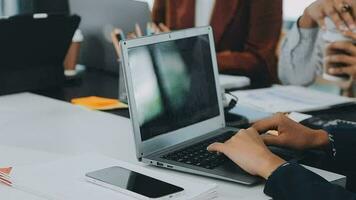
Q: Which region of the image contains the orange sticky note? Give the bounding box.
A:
[71,96,128,110]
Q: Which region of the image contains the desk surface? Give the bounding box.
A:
[0,93,345,200]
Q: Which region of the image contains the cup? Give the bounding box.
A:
[322,17,354,82]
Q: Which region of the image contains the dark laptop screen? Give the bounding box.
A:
[128,34,220,141]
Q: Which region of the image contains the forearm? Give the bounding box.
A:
[278,21,321,86]
[324,122,356,171]
[217,51,276,87]
[264,162,356,200]
[151,0,165,24]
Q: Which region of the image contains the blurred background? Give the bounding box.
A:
[0,0,347,95]
[0,0,314,23]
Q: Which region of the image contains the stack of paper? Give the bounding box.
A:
[219,75,250,90]
[1,154,218,200]
[232,85,355,113]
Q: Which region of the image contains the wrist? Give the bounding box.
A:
[299,10,318,29]
[312,130,330,148]
[259,153,286,180]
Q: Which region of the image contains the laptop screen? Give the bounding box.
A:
[128,34,220,141]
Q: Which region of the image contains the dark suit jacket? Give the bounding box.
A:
[152,0,282,87]
[264,126,356,200]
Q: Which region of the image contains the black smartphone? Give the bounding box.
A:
[85,166,184,199]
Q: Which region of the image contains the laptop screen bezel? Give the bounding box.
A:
[121,26,225,160]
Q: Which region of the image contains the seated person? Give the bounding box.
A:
[208,114,356,199]
[152,0,282,88]
[279,0,356,95]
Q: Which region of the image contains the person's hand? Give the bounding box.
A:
[299,0,356,31]
[148,22,171,34]
[252,114,330,150]
[324,31,356,79]
[207,128,285,179]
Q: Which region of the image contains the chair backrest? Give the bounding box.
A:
[0,14,80,95]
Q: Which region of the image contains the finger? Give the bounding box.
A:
[135,23,143,37]
[207,142,226,153]
[342,30,356,40]
[337,0,356,29]
[158,23,171,32]
[252,113,284,133]
[127,32,137,39]
[329,66,356,75]
[341,11,356,29]
[111,29,122,58]
[151,23,161,34]
[327,41,356,56]
[325,54,356,65]
[261,134,283,146]
[344,0,356,19]
[326,5,347,31]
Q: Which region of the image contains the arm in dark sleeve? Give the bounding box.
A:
[324,122,356,171]
[264,162,356,200]
[217,0,282,87]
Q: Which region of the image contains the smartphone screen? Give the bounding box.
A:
[86,166,184,198]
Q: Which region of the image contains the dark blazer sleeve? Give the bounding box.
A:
[324,122,356,172]
[264,162,356,200]
[217,0,282,86]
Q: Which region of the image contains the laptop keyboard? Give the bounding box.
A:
[161,131,236,170]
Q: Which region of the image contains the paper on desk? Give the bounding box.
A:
[6,154,217,200]
[288,112,312,123]
[232,85,355,113]
[219,75,250,90]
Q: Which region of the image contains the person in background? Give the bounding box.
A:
[279,0,356,95]
[208,114,356,199]
[152,0,282,88]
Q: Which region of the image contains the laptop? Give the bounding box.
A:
[120,26,261,185]
[69,0,150,73]
[0,14,80,95]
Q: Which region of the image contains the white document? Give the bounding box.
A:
[232,85,355,113]
[7,154,217,200]
[288,112,312,123]
[219,75,250,90]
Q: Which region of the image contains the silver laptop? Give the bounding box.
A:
[120,26,261,185]
[70,0,150,72]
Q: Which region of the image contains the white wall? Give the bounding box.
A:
[283,0,315,21]
[136,0,154,10]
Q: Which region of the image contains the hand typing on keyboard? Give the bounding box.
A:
[253,113,330,150]
[207,128,286,179]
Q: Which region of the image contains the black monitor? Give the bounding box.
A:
[0,14,80,95]
[0,0,70,16]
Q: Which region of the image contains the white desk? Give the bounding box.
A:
[0,93,345,200]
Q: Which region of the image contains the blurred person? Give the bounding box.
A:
[208,114,356,199]
[279,0,356,95]
[152,0,283,88]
